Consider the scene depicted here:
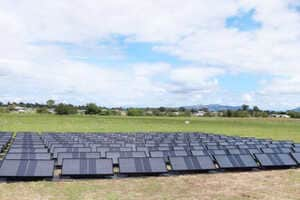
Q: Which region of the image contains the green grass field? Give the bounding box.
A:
[0,114,299,200]
[0,113,300,141]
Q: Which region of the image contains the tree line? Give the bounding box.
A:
[0,100,299,118]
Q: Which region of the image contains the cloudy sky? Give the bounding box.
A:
[0,0,300,110]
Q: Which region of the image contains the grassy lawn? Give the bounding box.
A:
[0,113,300,141]
[0,114,299,200]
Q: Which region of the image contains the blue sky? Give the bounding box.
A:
[226,9,262,31]
[0,0,300,110]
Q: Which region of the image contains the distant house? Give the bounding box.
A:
[15,106,25,113]
[270,114,290,118]
[173,111,180,116]
[145,110,153,115]
[120,110,127,116]
[193,111,206,117]
[48,108,55,114]
[77,109,86,114]
[13,106,33,113]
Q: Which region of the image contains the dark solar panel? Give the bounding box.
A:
[96,147,111,154]
[9,148,48,153]
[5,153,51,160]
[261,148,292,154]
[3,132,296,179]
[206,145,221,150]
[106,151,146,164]
[169,156,216,172]
[214,154,258,169]
[227,148,249,155]
[191,150,208,156]
[191,145,205,150]
[52,147,91,158]
[119,157,167,174]
[61,159,113,176]
[255,153,297,167]
[291,153,300,164]
[247,148,261,155]
[50,144,85,153]
[208,149,227,155]
[57,152,101,166]
[293,147,300,152]
[11,144,45,148]
[150,150,189,158]
[0,160,54,178]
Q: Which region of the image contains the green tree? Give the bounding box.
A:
[0,107,8,113]
[127,108,144,116]
[241,104,249,111]
[152,109,162,116]
[36,107,49,114]
[182,110,192,117]
[46,99,55,108]
[178,107,186,112]
[287,111,300,118]
[158,107,166,112]
[85,103,99,114]
[253,106,260,112]
[235,110,250,118]
[99,109,110,115]
[55,103,77,115]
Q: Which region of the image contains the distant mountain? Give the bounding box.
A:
[184,104,241,111]
[291,107,300,112]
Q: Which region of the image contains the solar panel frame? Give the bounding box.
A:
[3,131,298,179]
[169,156,216,172]
[52,147,91,158]
[8,148,49,153]
[106,151,146,164]
[5,153,51,160]
[293,147,300,152]
[0,159,54,179]
[227,148,250,155]
[57,152,102,166]
[255,153,297,168]
[214,154,258,169]
[208,149,227,155]
[261,148,292,154]
[61,158,114,177]
[119,157,167,175]
[291,153,300,165]
[191,150,208,156]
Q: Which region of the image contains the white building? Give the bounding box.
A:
[193,111,206,117]
[270,114,291,118]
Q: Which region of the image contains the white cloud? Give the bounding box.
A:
[242,93,253,103]
[0,58,221,106]
[260,76,300,96]
[0,0,299,108]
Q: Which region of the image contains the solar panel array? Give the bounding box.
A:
[0,132,299,180]
[0,132,12,152]
[0,132,54,179]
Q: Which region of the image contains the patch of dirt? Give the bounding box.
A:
[0,169,299,200]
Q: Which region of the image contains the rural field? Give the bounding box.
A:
[0,114,300,141]
[0,114,299,200]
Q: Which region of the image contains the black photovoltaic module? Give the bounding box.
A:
[0,132,298,180]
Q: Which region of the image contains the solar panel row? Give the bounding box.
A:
[0,133,54,179]
[0,132,299,180]
[0,132,13,153]
[0,160,54,178]
[62,159,113,176]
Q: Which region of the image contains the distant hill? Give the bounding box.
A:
[291,107,300,112]
[184,104,241,111]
